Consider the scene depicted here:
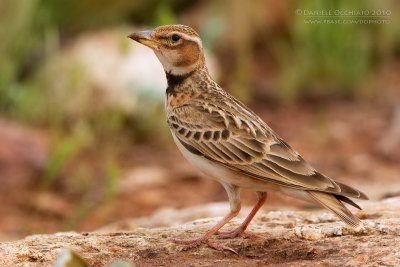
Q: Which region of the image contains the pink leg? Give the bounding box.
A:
[217,192,267,239]
[171,183,241,252]
[171,209,240,252]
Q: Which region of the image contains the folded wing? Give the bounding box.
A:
[168,97,366,200]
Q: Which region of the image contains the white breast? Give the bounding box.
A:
[171,132,281,192]
[171,132,229,180]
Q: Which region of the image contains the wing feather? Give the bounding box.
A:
[168,98,342,194]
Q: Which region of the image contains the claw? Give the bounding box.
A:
[206,240,238,254]
[171,236,237,253]
[217,228,264,240]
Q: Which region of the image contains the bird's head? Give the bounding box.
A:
[128,24,206,76]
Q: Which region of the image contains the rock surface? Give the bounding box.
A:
[1,197,399,266]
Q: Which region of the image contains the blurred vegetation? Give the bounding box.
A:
[277,0,400,101]
[0,0,38,111]
[0,0,399,230]
[1,0,399,128]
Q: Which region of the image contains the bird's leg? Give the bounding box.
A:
[217,192,267,239]
[171,183,241,252]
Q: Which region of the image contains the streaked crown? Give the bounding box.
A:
[129,24,206,76]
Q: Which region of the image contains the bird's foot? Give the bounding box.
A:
[216,227,264,240]
[171,236,237,254]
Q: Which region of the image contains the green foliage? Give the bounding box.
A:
[130,97,170,143]
[60,153,122,230]
[104,158,120,202]
[0,0,179,140]
[0,0,39,110]
[37,0,182,33]
[42,131,87,188]
[276,0,399,101]
[155,1,178,26]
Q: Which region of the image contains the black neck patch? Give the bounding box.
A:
[166,71,194,96]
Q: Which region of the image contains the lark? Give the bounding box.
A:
[128,24,368,251]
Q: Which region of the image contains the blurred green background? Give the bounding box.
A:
[0,0,399,240]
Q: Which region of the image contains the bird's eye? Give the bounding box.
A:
[171,34,180,42]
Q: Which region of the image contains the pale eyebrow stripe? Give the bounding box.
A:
[177,33,202,48]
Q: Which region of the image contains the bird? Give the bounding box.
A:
[128,24,368,251]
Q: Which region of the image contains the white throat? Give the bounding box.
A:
[154,51,198,76]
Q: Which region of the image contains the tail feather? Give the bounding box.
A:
[335,195,362,210]
[335,181,369,200]
[308,191,361,227]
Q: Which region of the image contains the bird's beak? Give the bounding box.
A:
[128,30,159,50]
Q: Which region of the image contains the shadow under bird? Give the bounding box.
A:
[128,24,368,252]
